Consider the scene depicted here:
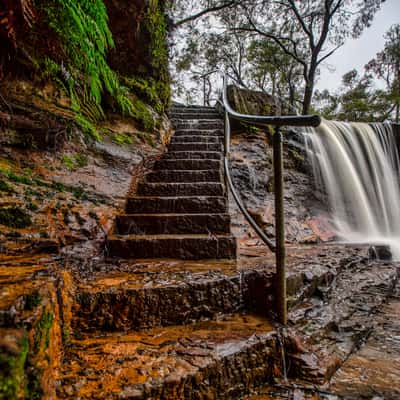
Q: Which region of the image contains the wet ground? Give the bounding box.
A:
[1,127,400,398]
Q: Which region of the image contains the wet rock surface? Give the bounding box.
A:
[228,130,335,257]
[2,112,400,398]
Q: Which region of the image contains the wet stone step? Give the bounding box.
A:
[137,182,224,196]
[170,106,217,113]
[145,169,222,183]
[107,233,237,259]
[173,128,223,137]
[171,135,222,143]
[163,151,222,160]
[73,272,247,331]
[168,142,223,152]
[116,213,231,235]
[170,112,221,120]
[72,258,272,331]
[173,121,223,130]
[125,196,227,214]
[154,159,222,171]
[58,314,278,400]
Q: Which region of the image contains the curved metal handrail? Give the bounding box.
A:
[217,73,321,325]
[218,74,321,252]
[215,98,276,251]
[221,75,321,127]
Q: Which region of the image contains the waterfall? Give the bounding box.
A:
[303,119,400,259]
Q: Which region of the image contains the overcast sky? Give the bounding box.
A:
[316,0,400,92]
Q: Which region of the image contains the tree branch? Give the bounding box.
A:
[287,0,314,46]
[174,1,240,27]
[316,43,342,65]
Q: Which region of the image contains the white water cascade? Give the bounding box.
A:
[303,119,400,259]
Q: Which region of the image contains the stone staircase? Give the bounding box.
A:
[54,106,286,399]
[108,105,237,260]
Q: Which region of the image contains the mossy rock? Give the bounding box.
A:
[0,330,29,400]
[0,207,32,229]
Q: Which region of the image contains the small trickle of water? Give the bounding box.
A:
[303,120,400,259]
[238,270,244,309]
[277,328,288,382]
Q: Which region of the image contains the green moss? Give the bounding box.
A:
[25,188,41,197]
[26,201,39,212]
[0,179,13,193]
[288,148,306,172]
[112,133,133,146]
[131,99,155,131]
[136,131,156,147]
[0,207,32,228]
[34,309,53,353]
[38,0,135,140]
[61,155,75,170]
[72,187,88,200]
[74,154,88,168]
[0,168,33,185]
[145,0,170,105]
[0,335,29,400]
[51,182,65,192]
[62,153,88,170]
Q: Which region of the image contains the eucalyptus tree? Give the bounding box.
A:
[366,24,400,122]
[312,69,392,122]
[169,0,384,111]
[247,39,304,109]
[236,0,385,115]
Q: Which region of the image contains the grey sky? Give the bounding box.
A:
[317,0,400,92]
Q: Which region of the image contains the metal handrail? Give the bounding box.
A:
[218,73,321,325]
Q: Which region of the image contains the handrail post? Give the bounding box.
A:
[224,111,230,192]
[273,127,287,325]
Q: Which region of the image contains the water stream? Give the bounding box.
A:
[303,119,400,259]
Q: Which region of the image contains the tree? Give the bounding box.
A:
[247,39,303,109]
[366,24,400,122]
[312,69,392,122]
[171,8,252,105]
[312,89,339,119]
[169,1,241,27]
[236,0,384,115]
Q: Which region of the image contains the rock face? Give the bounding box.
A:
[227,85,280,116]
[104,0,169,83]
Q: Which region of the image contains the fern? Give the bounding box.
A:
[40,0,136,140]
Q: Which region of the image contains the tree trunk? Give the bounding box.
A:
[302,81,313,115]
[302,64,317,115]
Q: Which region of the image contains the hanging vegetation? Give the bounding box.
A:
[0,0,171,141]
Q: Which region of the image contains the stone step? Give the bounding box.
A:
[154,159,222,171]
[168,142,223,152]
[125,196,227,214]
[116,213,231,235]
[173,128,223,137]
[173,121,223,130]
[58,314,278,399]
[170,106,216,114]
[171,135,222,143]
[137,182,224,196]
[71,259,271,332]
[163,151,222,160]
[170,112,221,120]
[145,169,221,183]
[107,233,237,259]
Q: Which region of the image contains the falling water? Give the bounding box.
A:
[303,119,400,259]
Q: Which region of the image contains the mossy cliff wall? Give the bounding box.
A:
[0,0,170,141]
[105,0,171,108]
